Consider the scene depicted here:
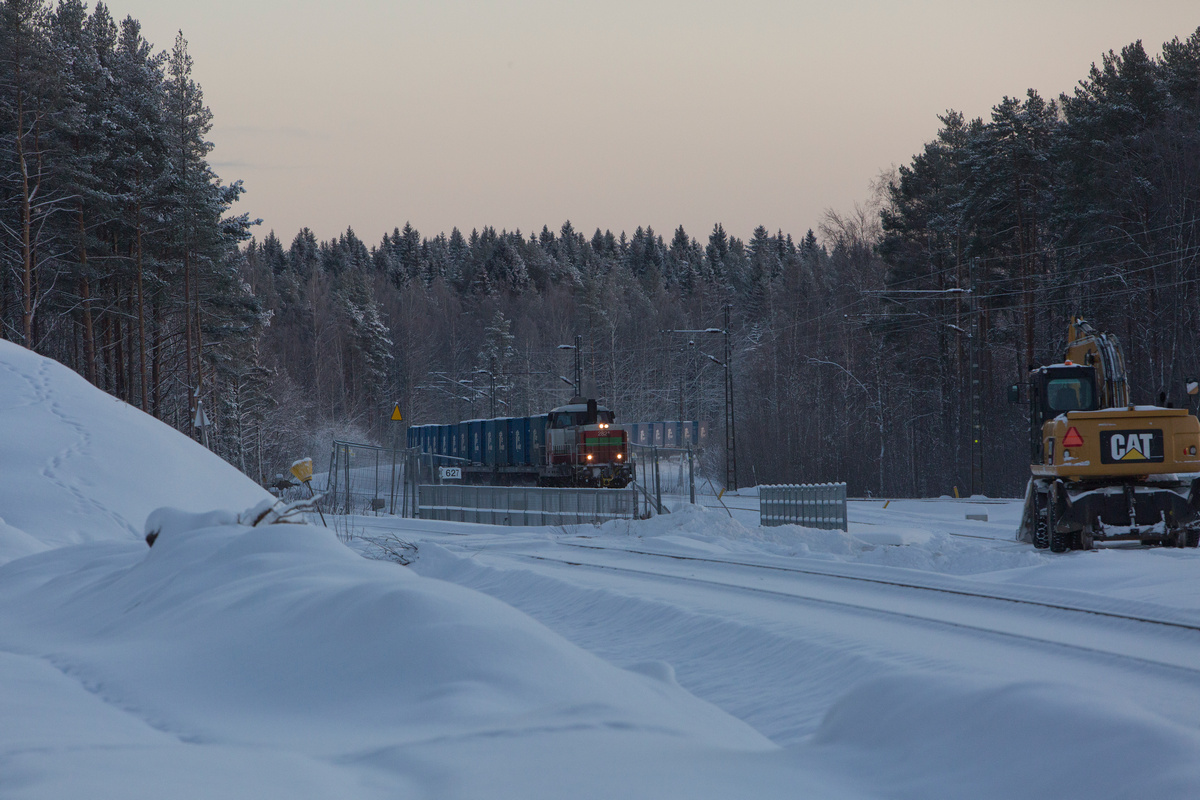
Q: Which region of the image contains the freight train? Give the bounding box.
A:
[407,399,636,488]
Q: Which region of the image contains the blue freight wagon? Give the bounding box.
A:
[495,418,510,465]
[509,416,530,466]
[633,423,650,446]
[529,414,548,466]
[680,420,699,446]
[466,420,484,463]
[664,421,679,447]
[482,419,497,465]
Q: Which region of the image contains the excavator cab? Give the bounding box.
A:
[1025,365,1099,463]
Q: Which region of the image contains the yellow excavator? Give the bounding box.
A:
[1014,318,1200,550]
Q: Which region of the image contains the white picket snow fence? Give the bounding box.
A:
[419,484,636,526]
[759,483,848,531]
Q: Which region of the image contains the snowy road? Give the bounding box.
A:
[349,499,1200,746]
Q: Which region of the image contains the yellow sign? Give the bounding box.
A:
[289,457,314,483]
[391,404,403,421]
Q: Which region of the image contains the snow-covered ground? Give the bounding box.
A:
[4,338,1200,799]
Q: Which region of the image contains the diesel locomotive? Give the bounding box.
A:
[408,398,635,488]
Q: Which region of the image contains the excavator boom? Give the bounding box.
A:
[1064,317,1129,409]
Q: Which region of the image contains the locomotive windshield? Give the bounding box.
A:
[550,409,614,428]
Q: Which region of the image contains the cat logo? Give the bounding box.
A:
[1113,433,1151,460]
[1100,429,1164,464]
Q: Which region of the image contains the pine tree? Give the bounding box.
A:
[963,90,1057,367]
[43,0,106,378]
[324,257,390,431]
[112,13,168,409]
[162,30,255,426]
[0,0,58,346]
[745,225,777,319]
[477,308,516,415]
[163,29,213,412]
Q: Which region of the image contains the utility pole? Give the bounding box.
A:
[969,258,984,497]
[661,305,737,490]
[574,334,582,398]
[678,342,686,423]
[558,335,583,399]
[857,285,978,495]
[724,303,737,491]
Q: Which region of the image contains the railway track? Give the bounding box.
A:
[461,543,1200,678]
[548,540,1200,632]
[362,516,1186,629]
[347,516,1195,631]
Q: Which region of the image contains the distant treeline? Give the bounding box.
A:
[4,3,1200,497]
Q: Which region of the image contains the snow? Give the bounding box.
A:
[813,674,1200,799]
[0,515,768,756]
[0,340,270,562]
[4,338,1200,798]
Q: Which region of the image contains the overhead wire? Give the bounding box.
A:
[865,212,1200,297]
[501,215,1200,364]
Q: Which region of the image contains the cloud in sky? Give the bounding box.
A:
[119,0,1200,243]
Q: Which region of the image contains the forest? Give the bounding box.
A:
[4,0,1200,497]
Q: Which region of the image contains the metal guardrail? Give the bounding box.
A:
[419,484,636,526]
[759,483,848,531]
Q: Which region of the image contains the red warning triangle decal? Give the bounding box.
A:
[1062,426,1084,447]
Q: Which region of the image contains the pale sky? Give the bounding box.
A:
[117,1,1198,245]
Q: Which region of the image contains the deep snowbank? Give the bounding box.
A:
[0,510,837,799]
[0,514,767,754]
[0,341,270,561]
[814,673,1200,800]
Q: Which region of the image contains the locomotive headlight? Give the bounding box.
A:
[616,453,622,460]
[586,454,593,461]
